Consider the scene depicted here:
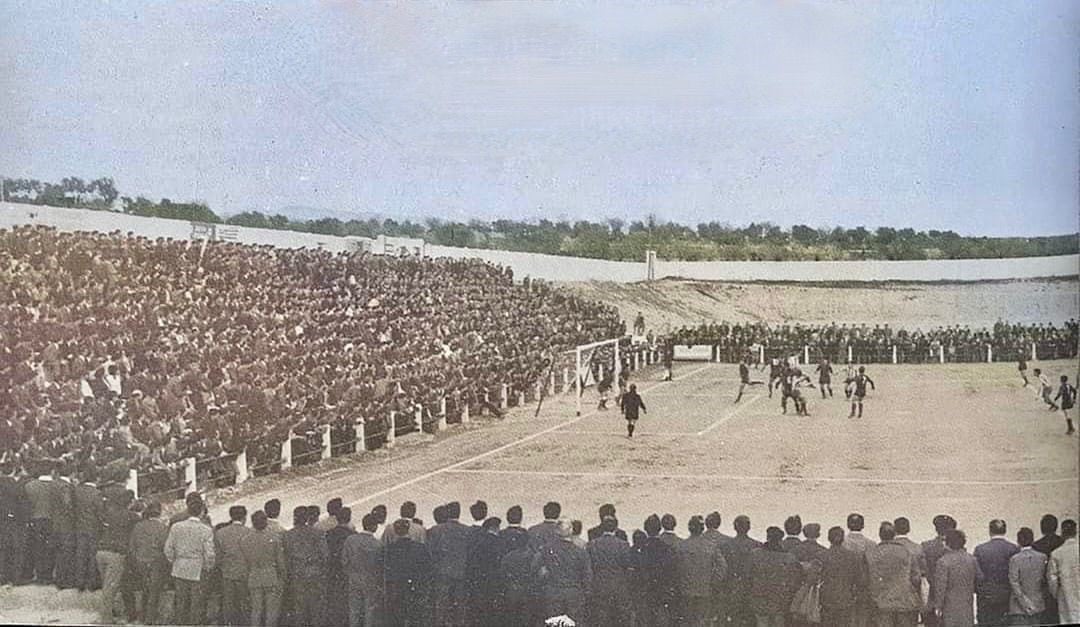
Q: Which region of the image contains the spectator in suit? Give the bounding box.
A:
[384,501,426,545]
[843,513,874,627]
[819,526,861,627]
[533,519,592,624]
[1007,526,1047,625]
[72,469,103,592]
[500,519,537,626]
[1033,513,1065,624]
[427,500,471,626]
[865,521,921,627]
[326,506,357,627]
[792,522,826,564]
[676,515,728,627]
[51,469,77,590]
[342,512,385,627]
[241,510,286,627]
[782,515,803,552]
[385,518,433,627]
[215,505,254,626]
[466,516,503,626]
[263,499,284,534]
[701,511,732,625]
[528,501,562,550]
[0,463,29,586]
[638,514,678,626]
[468,499,488,538]
[724,514,762,627]
[933,529,981,627]
[749,526,802,627]
[317,497,345,532]
[500,505,529,547]
[129,501,169,625]
[587,515,633,626]
[1046,519,1079,624]
[282,505,328,626]
[587,503,627,542]
[921,514,956,627]
[165,496,215,625]
[659,513,681,547]
[973,519,1019,626]
[892,517,926,578]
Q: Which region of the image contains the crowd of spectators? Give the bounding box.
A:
[0,225,623,496]
[669,320,1079,365]
[1,475,1077,627]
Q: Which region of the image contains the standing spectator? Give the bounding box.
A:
[164,496,215,625]
[282,506,328,627]
[264,498,284,535]
[385,519,432,627]
[638,514,678,626]
[97,488,139,625]
[427,500,471,626]
[749,526,802,627]
[676,514,727,627]
[533,519,592,624]
[51,469,77,590]
[921,515,957,627]
[864,521,921,627]
[843,513,874,627]
[782,515,803,552]
[973,519,1019,626]
[465,516,504,627]
[23,465,57,584]
[932,529,981,627]
[702,511,732,625]
[129,500,169,626]
[72,469,103,591]
[528,501,563,551]
[241,510,286,627]
[326,507,357,627]
[468,499,488,544]
[1007,527,1047,625]
[659,513,681,547]
[1046,519,1079,624]
[500,505,529,548]
[587,515,633,626]
[0,463,29,586]
[318,497,345,533]
[892,517,926,579]
[383,501,426,545]
[215,505,254,627]
[500,520,537,626]
[724,514,762,627]
[343,513,385,627]
[819,526,861,627]
[1033,513,1065,624]
[587,503,627,542]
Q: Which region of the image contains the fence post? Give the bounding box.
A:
[386,412,396,447]
[987,344,993,363]
[354,419,367,452]
[126,468,139,500]
[321,424,332,460]
[847,345,853,363]
[518,389,526,406]
[535,382,543,404]
[939,345,945,364]
[183,457,197,497]
[461,401,470,424]
[633,350,640,371]
[280,432,293,471]
[759,344,765,364]
[1031,342,1037,361]
[803,345,810,365]
[499,384,508,410]
[563,367,570,389]
[892,345,898,364]
[598,364,605,383]
[235,450,249,485]
[438,397,447,431]
[414,405,423,432]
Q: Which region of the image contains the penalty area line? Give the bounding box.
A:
[344,362,714,509]
[697,394,764,436]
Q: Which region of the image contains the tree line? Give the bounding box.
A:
[3,175,1076,261]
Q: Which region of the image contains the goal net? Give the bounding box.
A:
[572,337,623,416]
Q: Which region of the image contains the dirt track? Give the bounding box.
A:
[565,278,1079,332]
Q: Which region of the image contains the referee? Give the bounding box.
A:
[620,383,647,438]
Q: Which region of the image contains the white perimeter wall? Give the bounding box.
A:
[3,203,1077,283]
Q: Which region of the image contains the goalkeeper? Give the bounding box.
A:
[620,383,647,438]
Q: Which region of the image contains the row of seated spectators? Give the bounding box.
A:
[669,320,1079,364]
[0,225,623,495]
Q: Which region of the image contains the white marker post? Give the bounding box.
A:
[126,468,139,499]
[280,432,293,471]
[235,450,249,485]
[321,424,332,460]
[183,457,197,497]
[354,420,367,452]
[386,412,396,448]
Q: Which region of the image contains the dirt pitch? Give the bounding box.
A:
[209,359,1079,544]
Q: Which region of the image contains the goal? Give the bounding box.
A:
[572,337,623,416]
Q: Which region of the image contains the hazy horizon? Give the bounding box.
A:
[2,1,1077,238]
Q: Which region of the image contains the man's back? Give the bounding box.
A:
[1008,548,1047,616]
[282,526,328,581]
[130,518,168,565]
[427,519,471,579]
[819,545,860,609]
[843,531,874,556]
[676,534,726,598]
[588,533,632,597]
[215,522,254,581]
[527,520,560,551]
[538,539,591,593]
[638,536,677,606]
[974,537,1018,589]
[865,541,920,611]
[240,528,285,588]
[342,531,383,592]
[165,517,215,580]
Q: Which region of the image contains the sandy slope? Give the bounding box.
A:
[564,278,1079,332]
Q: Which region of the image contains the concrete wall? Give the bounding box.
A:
[3,203,1077,282]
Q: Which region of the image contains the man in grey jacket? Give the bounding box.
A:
[1007,527,1047,626]
[864,521,921,627]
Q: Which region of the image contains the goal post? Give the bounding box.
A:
[573,337,622,416]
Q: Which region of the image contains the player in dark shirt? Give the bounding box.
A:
[847,366,875,418]
[734,357,764,403]
[620,384,647,438]
[768,358,783,399]
[815,358,834,399]
[1053,375,1076,435]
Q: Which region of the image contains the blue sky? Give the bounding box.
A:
[2,1,1077,236]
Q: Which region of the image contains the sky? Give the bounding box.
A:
[2,1,1077,237]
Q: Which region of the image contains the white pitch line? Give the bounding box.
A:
[345,362,715,509]
[697,394,764,435]
[551,430,698,437]
[444,468,1079,488]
